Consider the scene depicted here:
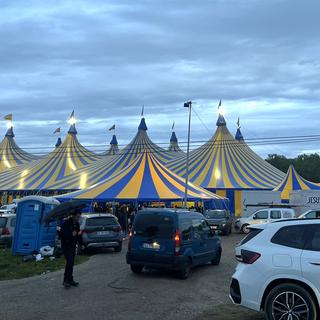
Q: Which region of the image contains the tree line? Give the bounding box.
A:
[266,153,320,183]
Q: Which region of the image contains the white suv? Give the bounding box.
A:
[230,219,320,320]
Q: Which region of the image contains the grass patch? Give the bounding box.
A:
[0,248,89,281]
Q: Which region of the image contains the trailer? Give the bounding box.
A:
[290,190,320,216]
[241,190,282,217]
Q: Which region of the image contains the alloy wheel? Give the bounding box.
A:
[272,291,309,320]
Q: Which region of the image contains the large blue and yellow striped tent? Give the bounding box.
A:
[0,124,100,191]
[57,152,228,209]
[46,118,178,191]
[168,131,184,154]
[167,113,285,215]
[274,165,320,201]
[0,126,36,173]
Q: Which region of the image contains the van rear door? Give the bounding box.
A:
[132,213,175,259]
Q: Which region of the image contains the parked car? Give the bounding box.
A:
[299,209,320,219]
[204,209,232,235]
[230,219,320,320]
[0,214,16,247]
[0,204,16,214]
[79,213,122,253]
[126,208,222,279]
[234,208,295,234]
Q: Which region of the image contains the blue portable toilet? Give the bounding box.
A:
[12,196,60,255]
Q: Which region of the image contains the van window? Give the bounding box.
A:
[86,217,117,227]
[283,210,293,219]
[180,218,192,241]
[0,217,6,228]
[270,210,281,219]
[253,210,268,220]
[134,214,174,238]
[192,219,210,238]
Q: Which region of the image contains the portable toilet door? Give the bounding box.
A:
[12,196,59,255]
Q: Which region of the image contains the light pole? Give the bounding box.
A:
[183,101,192,208]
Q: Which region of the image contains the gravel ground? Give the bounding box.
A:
[0,233,264,320]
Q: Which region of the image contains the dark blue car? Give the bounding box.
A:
[126,209,222,279]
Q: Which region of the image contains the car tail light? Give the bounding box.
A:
[236,249,261,264]
[81,229,94,235]
[174,230,181,256]
[113,225,122,232]
[1,227,10,236]
[128,230,133,252]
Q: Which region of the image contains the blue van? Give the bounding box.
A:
[126,209,222,279]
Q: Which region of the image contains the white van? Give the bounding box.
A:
[234,208,295,234]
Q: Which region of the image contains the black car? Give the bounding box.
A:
[204,209,232,235]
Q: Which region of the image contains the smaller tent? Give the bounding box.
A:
[273,165,320,201]
[168,131,183,153]
[57,152,228,209]
[104,134,119,155]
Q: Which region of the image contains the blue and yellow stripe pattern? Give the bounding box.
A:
[46,118,179,191]
[274,165,320,200]
[0,127,36,173]
[58,152,227,205]
[0,126,100,191]
[168,131,184,154]
[167,114,285,190]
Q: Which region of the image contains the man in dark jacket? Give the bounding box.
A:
[60,210,82,288]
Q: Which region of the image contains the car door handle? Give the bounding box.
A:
[309,262,320,266]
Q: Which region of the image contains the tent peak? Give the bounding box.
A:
[110,134,118,146]
[55,137,62,148]
[68,124,77,135]
[235,128,244,141]
[170,131,178,143]
[216,114,226,127]
[138,117,148,131]
[5,126,15,138]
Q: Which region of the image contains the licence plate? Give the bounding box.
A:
[142,242,160,250]
[97,231,111,236]
[210,226,218,229]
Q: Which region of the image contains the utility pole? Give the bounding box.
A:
[183,101,192,209]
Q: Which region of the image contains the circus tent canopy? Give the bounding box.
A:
[46,117,177,191]
[0,123,100,191]
[0,126,36,173]
[167,113,285,190]
[273,165,320,200]
[57,151,228,208]
[168,131,183,153]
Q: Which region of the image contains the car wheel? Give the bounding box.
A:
[264,283,317,320]
[114,244,122,253]
[178,262,191,280]
[211,249,221,265]
[130,265,143,274]
[241,224,250,234]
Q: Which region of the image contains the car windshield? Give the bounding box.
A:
[86,217,117,227]
[134,214,174,238]
[205,210,226,219]
[0,217,6,228]
[0,206,7,210]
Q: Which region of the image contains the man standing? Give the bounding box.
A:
[60,210,82,288]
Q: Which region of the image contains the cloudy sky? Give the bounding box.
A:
[0,0,319,157]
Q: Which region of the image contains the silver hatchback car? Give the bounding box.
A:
[0,214,16,247]
[80,214,123,252]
